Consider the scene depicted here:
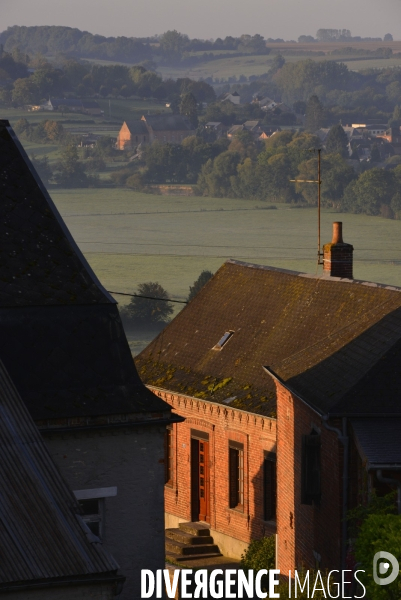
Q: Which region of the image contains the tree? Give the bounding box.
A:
[31,154,53,186]
[188,270,214,302]
[123,282,174,325]
[180,92,198,128]
[54,144,88,188]
[159,30,188,62]
[325,124,349,157]
[12,77,38,105]
[342,168,396,215]
[384,33,393,42]
[305,95,324,132]
[269,54,285,74]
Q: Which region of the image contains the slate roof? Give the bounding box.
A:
[136,259,401,418]
[0,120,170,420]
[351,419,401,467]
[0,358,122,589]
[142,114,194,132]
[125,120,149,135]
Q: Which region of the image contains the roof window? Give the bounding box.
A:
[213,331,234,351]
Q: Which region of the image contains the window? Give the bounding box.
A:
[73,487,117,539]
[229,441,244,510]
[263,452,276,521]
[213,331,234,351]
[301,432,321,505]
[165,426,173,485]
[79,498,103,537]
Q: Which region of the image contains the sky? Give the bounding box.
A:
[2,0,401,41]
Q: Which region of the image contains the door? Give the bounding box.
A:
[190,438,210,523]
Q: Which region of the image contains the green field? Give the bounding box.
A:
[50,187,401,303]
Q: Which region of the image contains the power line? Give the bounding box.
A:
[108,291,188,304]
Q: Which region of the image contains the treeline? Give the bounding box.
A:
[0,27,271,65]
[298,29,392,43]
[0,53,216,107]
[113,126,401,220]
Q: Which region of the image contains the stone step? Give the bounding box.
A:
[166,539,220,556]
[166,528,214,545]
[178,521,211,537]
[166,552,223,563]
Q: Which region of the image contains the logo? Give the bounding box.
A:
[373,551,400,586]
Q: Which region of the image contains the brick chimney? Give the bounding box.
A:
[323,222,353,279]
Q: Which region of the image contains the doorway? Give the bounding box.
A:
[190,434,210,523]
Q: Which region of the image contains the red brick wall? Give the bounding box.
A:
[150,387,277,544]
[276,384,343,572]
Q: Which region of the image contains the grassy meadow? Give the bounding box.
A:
[48,187,401,352]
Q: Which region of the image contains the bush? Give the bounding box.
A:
[355,514,401,599]
[241,536,275,571]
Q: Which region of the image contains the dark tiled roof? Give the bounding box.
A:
[125,120,149,135]
[143,114,194,132]
[136,260,401,417]
[0,359,121,587]
[0,121,110,307]
[0,120,171,419]
[351,419,401,466]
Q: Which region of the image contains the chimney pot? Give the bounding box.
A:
[323,222,353,279]
[332,222,343,244]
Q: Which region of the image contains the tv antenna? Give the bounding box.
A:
[290,148,323,265]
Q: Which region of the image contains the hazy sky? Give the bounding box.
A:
[2,0,401,41]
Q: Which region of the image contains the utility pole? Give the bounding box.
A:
[290,148,323,265]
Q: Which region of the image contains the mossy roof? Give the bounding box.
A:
[136,260,401,417]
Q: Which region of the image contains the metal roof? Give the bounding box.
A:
[0,359,121,587]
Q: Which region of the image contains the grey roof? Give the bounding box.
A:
[0,120,171,420]
[143,114,194,132]
[0,359,121,588]
[351,419,401,467]
[136,260,401,418]
[125,120,149,135]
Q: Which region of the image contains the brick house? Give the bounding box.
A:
[136,222,401,570]
[0,120,183,600]
[116,114,195,150]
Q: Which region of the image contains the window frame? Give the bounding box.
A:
[73,486,117,540]
[263,451,277,522]
[228,441,244,511]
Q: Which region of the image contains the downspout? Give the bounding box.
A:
[322,416,349,570]
[376,470,401,514]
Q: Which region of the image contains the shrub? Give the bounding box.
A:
[355,514,401,599]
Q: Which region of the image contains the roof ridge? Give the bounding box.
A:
[226,259,401,293]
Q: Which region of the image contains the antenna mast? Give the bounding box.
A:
[290,148,323,265]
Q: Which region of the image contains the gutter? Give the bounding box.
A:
[0,574,126,594]
[38,413,184,434]
[322,416,349,570]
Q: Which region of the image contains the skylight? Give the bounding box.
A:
[213,331,234,351]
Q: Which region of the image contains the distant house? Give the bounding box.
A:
[258,126,281,141]
[0,358,124,599]
[205,121,225,138]
[227,124,244,139]
[116,120,150,150]
[142,114,195,144]
[220,91,241,105]
[116,114,195,149]
[0,119,183,600]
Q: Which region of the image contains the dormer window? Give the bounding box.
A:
[213,331,234,351]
